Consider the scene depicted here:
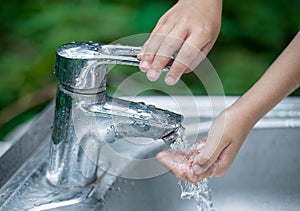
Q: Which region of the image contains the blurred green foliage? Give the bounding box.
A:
[0,0,174,109]
[0,0,299,138]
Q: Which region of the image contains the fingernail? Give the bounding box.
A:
[147,70,159,81]
[156,151,165,160]
[165,76,176,85]
[192,164,203,175]
[140,60,150,70]
[137,52,144,60]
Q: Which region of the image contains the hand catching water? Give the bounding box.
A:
[157,107,253,183]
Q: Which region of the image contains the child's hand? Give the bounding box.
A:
[157,106,253,183]
[156,140,207,183]
[139,0,222,85]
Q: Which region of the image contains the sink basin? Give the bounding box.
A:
[0,96,299,211]
[104,126,300,211]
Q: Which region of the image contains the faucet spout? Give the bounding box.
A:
[86,97,183,144]
[47,42,183,188]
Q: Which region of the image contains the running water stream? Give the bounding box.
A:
[170,137,215,211]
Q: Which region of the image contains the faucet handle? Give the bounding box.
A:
[57,42,174,69]
[101,44,141,56]
[100,44,174,71]
[55,42,174,92]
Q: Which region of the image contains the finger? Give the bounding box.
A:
[165,34,210,85]
[191,147,226,182]
[202,145,229,180]
[185,31,217,74]
[139,25,174,74]
[191,144,224,176]
[212,141,241,177]
[197,112,227,165]
[164,59,189,85]
[211,146,230,177]
[184,45,209,73]
[187,139,206,163]
[185,160,217,183]
[140,16,170,54]
[164,42,197,85]
[192,139,230,176]
[157,150,187,165]
[143,33,172,81]
[197,161,219,181]
[150,22,188,78]
[175,34,215,74]
[156,150,191,179]
[139,33,165,73]
[192,144,231,183]
[200,41,213,57]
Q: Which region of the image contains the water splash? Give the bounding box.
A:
[178,179,214,211]
[170,138,215,211]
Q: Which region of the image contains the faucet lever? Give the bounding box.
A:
[99,44,174,70]
[55,42,174,92]
[100,44,142,56]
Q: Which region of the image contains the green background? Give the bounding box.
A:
[0,0,299,139]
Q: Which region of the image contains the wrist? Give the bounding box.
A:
[226,102,258,131]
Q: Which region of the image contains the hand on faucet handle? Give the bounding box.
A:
[139,0,222,85]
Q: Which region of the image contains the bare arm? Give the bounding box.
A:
[157,32,300,183]
[236,31,300,125]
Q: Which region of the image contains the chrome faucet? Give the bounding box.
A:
[46,42,184,188]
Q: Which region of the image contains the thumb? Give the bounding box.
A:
[192,113,227,174]
[200,110,228,164]
[191,139,220,175]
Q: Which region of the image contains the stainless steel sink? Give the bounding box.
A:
[0,96,299,211]
[103,126,300,211]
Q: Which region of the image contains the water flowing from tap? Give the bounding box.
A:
[170,137,215,211]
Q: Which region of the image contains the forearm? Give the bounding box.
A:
[234,32,300,126]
